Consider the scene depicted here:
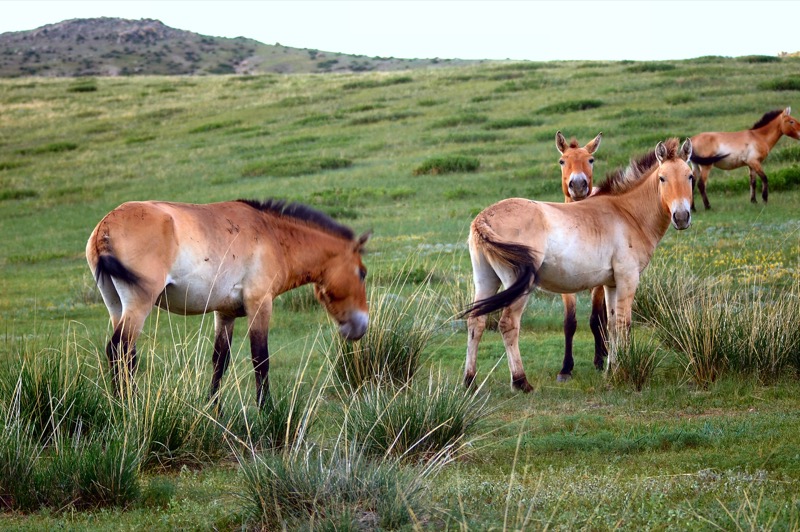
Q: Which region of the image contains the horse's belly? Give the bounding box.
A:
[157,279,243,315]
[536,259,612,294]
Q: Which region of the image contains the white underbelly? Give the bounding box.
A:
[157,279,243,315]
[536,257,613,294]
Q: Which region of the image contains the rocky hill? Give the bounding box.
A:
[0,17,481,77]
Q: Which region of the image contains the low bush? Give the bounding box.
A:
[241,156,352,178]
[537,99,603,114]
[758,77,800,91]
[413,155,480,175]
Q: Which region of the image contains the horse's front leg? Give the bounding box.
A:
[605,280,636,374]
[209,312,235,404]
[498,293,533,392]
[589,286,607,371]
[246,298,273,408]
[558,293,577,382]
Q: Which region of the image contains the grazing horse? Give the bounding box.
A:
[554,131,607,381]
[463,138,694,392]
[86,199,370,407]
[690,107,800,210]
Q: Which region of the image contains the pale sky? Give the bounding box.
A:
[1,1,797,62]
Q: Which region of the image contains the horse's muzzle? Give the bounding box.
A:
[339,310,368,340]
[672,209,691,230]
[568,174,590,201]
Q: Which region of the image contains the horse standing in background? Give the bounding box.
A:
[87,199,370,407]
[464,139,694,392]
[554,131,607,381]
[690,107,800,209]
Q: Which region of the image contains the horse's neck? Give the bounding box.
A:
[281,227,343,289]
[614,171,670,252]
[752,119,785,149]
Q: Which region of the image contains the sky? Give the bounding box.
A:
[1,1,797,62]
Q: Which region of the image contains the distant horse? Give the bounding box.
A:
[463,139,693,392]
[86,199,370,407]
[554,131,607,381]
[690,107,800,209]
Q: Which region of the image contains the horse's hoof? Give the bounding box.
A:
[512,375,533,393]
[464,373,476,389]
[556,373,572,383]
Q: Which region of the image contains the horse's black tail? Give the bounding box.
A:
[94,254,141,288]
[461,220,537,318]
[690,152,729,166]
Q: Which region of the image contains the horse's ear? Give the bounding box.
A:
[655,141,668,163]
[585,132,602,154]
[785,107,792,116]
[356,231,372,252]
[555,131,567,154]
[680,138,692,162]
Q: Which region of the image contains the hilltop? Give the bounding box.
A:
[0,17,483,77]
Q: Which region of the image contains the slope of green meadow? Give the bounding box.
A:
[1,56,800,529]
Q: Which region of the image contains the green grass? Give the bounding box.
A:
[1,58,800,529]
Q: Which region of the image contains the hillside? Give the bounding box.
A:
[0,17,482,77]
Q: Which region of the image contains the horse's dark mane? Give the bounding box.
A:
[568,138,580,149]
[595,138,680,196]
[750,109,784,130]
[237,198,355,241]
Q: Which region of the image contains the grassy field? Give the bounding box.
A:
[1,56,800,529]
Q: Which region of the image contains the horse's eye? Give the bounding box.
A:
[588,158,594,164]
[659,176,666,183]
[559,160,565,166]
[689,174,694,182]
[359,268,367,282]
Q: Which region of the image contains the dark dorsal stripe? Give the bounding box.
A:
[596,138,680,196]
[750,109,784,130]
[237,198,355,241]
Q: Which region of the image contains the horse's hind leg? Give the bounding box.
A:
[589,286,607,371]
[209,312,235,404]
[107,311,148,396]
[750,163,769,203]
[246,297,273,408]
[498,293,533,392]
[696,165,712,210]
[558,293,577,382]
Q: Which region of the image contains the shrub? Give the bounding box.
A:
[413,155,480,175]
[241,156,352,178]
[342,76,413,90]
[483,117,542,130]
[738,55,781,63]
[430,113,489,128]
[758,77,800,91]
[537,99,603,114]
[17,142,78,155]
[625,63,676,73]
[66,80,98,92]
[0,419,40,511]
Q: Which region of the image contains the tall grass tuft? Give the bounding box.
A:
[0,350,111,443]
[327,273,443,391]
[239,440,432,530]
[609,333,662,392]
[344,373,490,461]
[636,264,800,386]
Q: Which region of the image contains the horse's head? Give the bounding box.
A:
[655,138,694,230]
[556,131,602,202]
[780,107,800,140]
[314,232,370,340]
